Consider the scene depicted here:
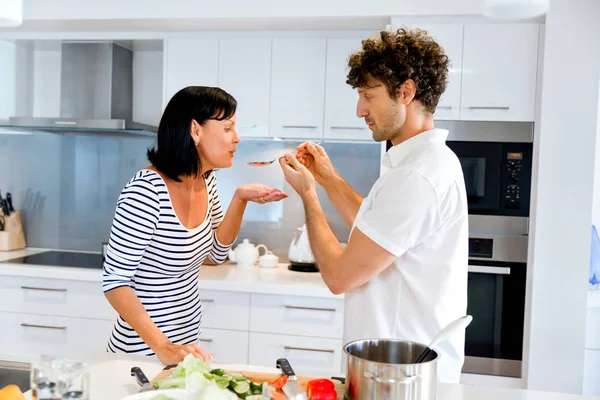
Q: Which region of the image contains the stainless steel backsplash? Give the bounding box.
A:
[0,132,381,259]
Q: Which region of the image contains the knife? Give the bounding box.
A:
[131,366,153,392]
[6,193,13,214]
[276,358,307,400]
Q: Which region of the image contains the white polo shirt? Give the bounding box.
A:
[345,128,469,383]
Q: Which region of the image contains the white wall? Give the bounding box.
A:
[21,0,482,20]
[523,0,600,394]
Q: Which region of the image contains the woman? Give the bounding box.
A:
[102,86,287,365]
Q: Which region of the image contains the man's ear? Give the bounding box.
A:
[400,79,417,105]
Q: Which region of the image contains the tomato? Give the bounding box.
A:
[307,379,336,400]
[309,386,337,400]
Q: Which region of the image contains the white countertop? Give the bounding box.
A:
[21,353,600,400]
[0,248,342,299]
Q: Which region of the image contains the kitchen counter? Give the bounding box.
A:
[0,248,342,299]
[20,353,600,400]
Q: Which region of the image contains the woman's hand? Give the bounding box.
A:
[235,184,288,204]
[154,342,213,365]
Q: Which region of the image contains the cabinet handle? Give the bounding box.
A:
[21,323,67,330]
[468,265,511,275]
[54,120,77,125]
[237,124,257,129]
[330,126,367,130]
[199,338,213,343]
[437,106,452,109]
[284,346,335,354]
[21,286,67,292]
[467,106,511,110]
[284,305,336,312]
[200,299,214,303]
[282,125,318,129]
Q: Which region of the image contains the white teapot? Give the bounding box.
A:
[228,239,267,267]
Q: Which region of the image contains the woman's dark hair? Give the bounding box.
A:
[147,86,237,182]
[346,28,449,114]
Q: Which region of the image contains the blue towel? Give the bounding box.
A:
[590,225,600,287]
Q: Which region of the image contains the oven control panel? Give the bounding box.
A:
[503,152,524,210]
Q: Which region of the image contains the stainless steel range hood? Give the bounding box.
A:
[3,42,157,137]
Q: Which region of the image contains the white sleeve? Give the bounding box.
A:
[355,169,441,257]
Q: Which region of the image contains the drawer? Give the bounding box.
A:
[199,290,250,331]
[249,332,343,376]
[0,275,116,320]
[0,311,114,364]
[586,308,600,350]
[250,293,344,339]
[199,328,249,365]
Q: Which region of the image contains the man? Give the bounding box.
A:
[279,28,468,383]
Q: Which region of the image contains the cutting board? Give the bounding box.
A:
[151,367,346,397]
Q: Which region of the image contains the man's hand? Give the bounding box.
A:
[279,153,316,199]
[296,142,337,186]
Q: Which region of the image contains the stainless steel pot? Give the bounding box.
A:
[343,339,438,400]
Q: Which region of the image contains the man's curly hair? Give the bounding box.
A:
[346,28,450,114]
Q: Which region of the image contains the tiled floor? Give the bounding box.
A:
[0,368,30,392]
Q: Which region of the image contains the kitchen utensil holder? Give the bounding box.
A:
[0,210,27,251]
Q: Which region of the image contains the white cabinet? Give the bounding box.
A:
[199,328,249,365]
[411,24,464,120]
[270,38,327,140]
[0,311,114,363]
[249,332,343,376]
[199,289,250,331]
[460,24,539,122]
[250,293,344,339]
[323,38,371,141]
[218,39,272,138]
[163,39,219,108]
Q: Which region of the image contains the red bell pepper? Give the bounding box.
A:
[307,379,337,400]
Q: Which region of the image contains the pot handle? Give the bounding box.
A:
[364,371,417,385]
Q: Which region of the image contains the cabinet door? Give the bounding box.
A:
[249,332,343,376]
[270,38,326,140]
[163,39,218,109]
[460,24,540,122]
[323,38,371,141]
[218,38,272,138]
[199,328,249,365]
[412,24,464,120]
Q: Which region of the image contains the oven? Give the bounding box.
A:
[463,228,528,378]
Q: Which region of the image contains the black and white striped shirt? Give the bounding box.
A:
[102,169,231,355]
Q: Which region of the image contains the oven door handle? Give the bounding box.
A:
[468,265,511,275]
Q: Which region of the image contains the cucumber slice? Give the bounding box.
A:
[210,368,226,376]
[250,381,263,392]
[230,372,248,382]
[233,380,251,394]
[214,376,230,389]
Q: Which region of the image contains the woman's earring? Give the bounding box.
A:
[194,139,199,146]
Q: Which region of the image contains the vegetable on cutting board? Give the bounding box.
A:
[153,354,337,399]
[153,354,269,399]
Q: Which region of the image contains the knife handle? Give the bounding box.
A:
[131,366,150,387]
[276,358,296,377]
[6,193,13,212]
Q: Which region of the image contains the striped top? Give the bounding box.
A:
[102,169,231,355]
